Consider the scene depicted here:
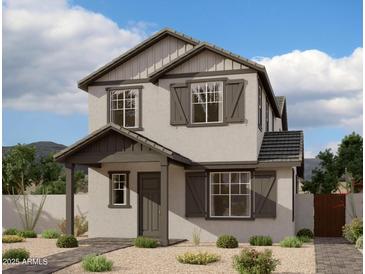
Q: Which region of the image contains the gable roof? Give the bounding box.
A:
[78,28,199,91]
[78,28,281,117]
[275,96,285,114]
[54,123,192,165]
[149,42,280,116]
[258,131,303,162]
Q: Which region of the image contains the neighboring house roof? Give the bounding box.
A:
[77,28,281,117]
[258,131,303,162]
[78,28,199,91]
[54,123,192,165]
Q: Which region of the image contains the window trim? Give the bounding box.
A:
[258,83,263,131]
[106,86,143,131]
[265,98,269,132]
[108,171,131,208]
[208,171,252,219]
[190,81,224,125]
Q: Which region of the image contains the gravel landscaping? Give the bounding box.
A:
[2,236,86,270]
[56,241,315,274]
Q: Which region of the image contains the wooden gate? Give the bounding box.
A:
[314,194,346,237]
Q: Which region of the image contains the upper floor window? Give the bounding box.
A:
[210,171,251,218]
[110,89,139,128]
[191,81,223,124]
[258,84,263,130]
[265,98,269,132]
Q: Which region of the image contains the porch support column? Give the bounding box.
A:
[65,163,75,235]
[160,157,169,246]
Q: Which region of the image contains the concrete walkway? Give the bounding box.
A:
[3,238,133,274]
[315,237,363,274]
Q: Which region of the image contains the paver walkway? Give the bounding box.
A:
[3,238,133,274]
[315,237,363,274]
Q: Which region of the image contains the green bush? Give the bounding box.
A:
[82,254,113,272]
[249,235,272,246]
[356,236,363,249]
[2,248,30,262]
[296,228,314,239]
[297,236,312,243]
[133,236,158,248]
[2,235,25,243]
[177,252,220,265]
[56,234,78,248]
[42,229,60,239]
[280,237,302,248]
[3,228,19,235]
[343,218,363,243]
[17,230,37,238]
[233,248,280,274]
[216,235,238,248]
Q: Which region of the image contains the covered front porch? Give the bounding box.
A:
[54,123,192,246]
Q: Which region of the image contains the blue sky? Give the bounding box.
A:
[3,0,363,157]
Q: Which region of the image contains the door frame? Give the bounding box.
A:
[137,172,161,237]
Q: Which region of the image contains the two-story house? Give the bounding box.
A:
[55,29,303,245]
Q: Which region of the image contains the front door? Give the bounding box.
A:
[138,172,161,238]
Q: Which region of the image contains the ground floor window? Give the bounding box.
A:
[109,172,130,207]
[210,171,251,217]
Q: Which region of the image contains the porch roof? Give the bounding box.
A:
[54,123,192,165]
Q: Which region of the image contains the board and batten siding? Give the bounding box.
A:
[96,36,194,81]
[167,49,248,74]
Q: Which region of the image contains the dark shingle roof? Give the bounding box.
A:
[275,96,286,114]
[258,131,303,162]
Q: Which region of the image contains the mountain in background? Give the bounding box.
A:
[304,158,321,181]
[3,141,321,179]
[3,141,66,159]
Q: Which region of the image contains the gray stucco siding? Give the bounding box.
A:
[88,163,295,242]
[88,73,260,162]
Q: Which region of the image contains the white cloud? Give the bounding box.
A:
[3,0,152,114]
[256,48,363,133]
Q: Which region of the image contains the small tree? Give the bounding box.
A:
[11,177,47,231]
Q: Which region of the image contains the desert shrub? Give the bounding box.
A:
[2,235,25,243]
[42,229,61,239]
[56,234,78,248]
[82,254,113,272]
[356,236,363,249]
[296,228,314,239]
[133,236,158,248]
[216,235,238,248]
[280,236,302,248]
[17,230,37,238]
[249,235,272,246]
[342,218,363,243]
[233,248,280,274]
[58,214,88,236]
[2,248,30,262]
[297,236,312,243]
[192,228,201,246]
[3,228,19,235]
[177,252,220,265]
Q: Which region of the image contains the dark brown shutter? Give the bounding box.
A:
[170,84,189,125]
[254,172,277,218]
[185,172,206,217]
[225,80,245,123]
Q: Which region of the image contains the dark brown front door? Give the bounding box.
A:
[314,194,346,237]
[138,172,161,238]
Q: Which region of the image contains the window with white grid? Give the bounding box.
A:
[210,172,251,218]
[111,173,127,205]
[110,89,139,128]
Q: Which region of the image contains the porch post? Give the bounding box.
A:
[65,163,75,235]
[160,157,169,246]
